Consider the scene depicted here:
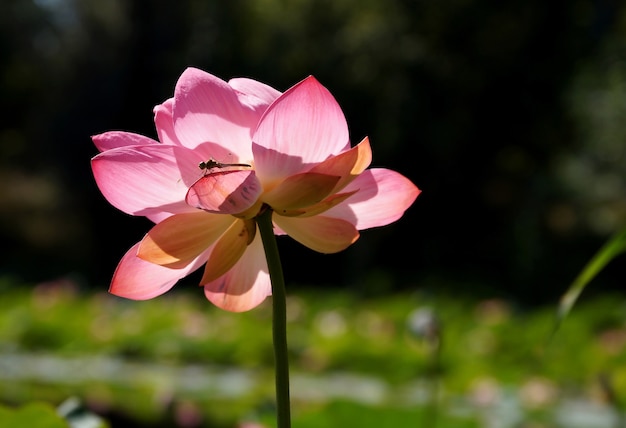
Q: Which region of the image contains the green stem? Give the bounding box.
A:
[257,207,291,428]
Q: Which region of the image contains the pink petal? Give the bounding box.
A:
[273,215,360,253]
[92,131,158,152]
[204,234,271,312]
[200,219,256,283]
[153,98,183,146]
[277,190,358,218]
[110,242,209,300]
[253,76,350,182]
[172,68,265,156]
[307,136,372,194]
[228,77,282,111]
[91,144,201,217]
[325,168,420,230]
[138,212,235,268]
[186,169,263,215]
[263,172,340,211]
[146,212,173,224]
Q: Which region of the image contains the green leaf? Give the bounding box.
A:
[0,402,69,428]
[554,226,626,332]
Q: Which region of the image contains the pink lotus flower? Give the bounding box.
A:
[92,68,420,312]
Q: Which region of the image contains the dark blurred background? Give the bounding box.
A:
[1,0,624,305]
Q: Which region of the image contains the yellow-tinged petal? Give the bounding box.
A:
[262,172,339,210]
[138,211,235,268]
[200,219,256,284]
[274,215,360,253]
[203,233,271,312]
[233,199,264,219]
[308,136,372,193]
[277,190,358,217]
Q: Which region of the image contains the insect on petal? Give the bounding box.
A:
[186,169,263,215]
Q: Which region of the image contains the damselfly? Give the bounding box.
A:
[187,158,259,214]
[198,158,251,174]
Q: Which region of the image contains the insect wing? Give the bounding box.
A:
[186,169,261,214]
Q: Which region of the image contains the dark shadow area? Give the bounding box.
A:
[1,0,624,306]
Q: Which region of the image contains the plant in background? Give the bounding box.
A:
[91,67,420,427]
[555,227,626,331]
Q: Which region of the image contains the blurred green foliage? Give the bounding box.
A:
[1,278,626,426]
[0,402,69,428]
